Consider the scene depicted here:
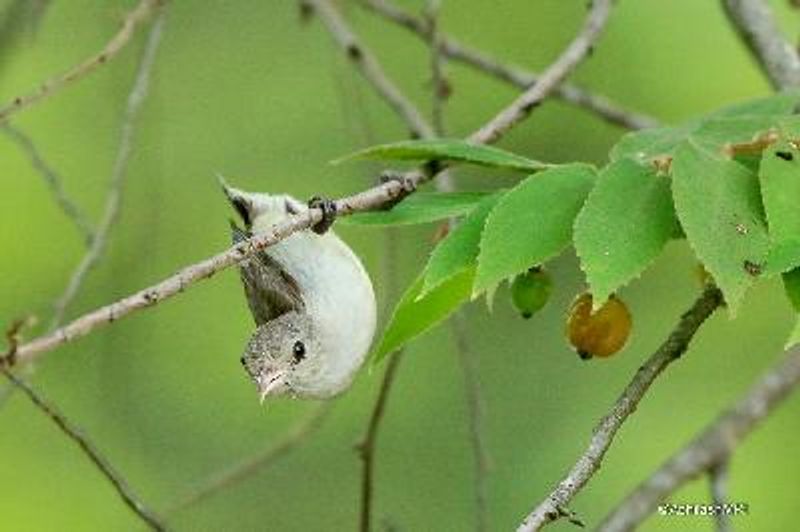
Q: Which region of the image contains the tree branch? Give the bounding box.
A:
[163,402,333,515]
[357,0,658,131]
[424,0,448,138]
[420,8,490,526]
[721,0,800,90]
[0,367,165,530]
[597,345,800,532]
[1,124,95,246]
[357,225,406,532]
[516,285,724,532]
[472,0,615,145]
[0,0,165,123]
[49,9,166,331]
[453,313,491,532]
[356,349,403,532]
[302,0,434,139]
[11,0,606,369]
[709,459,732,532]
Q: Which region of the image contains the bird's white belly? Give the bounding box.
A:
[264,230,377,394]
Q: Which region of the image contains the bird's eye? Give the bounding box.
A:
[240,356,246,367]
[292,340,306,363]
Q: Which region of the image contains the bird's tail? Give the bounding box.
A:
[218,174,302,231]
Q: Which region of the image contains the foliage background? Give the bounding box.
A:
[1,0,799,530]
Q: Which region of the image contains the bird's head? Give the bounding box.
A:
[240,311,326,401]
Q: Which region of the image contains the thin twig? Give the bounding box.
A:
[13,0,602,367]
[452,313,491,532]
[472,0,614,145]
[1,124,94,245]
[424,0,448,138]
[517,285,724,532]
[48,10,166,331]
[302,0,434,139]
[357,350,403,532]
[709,460,733,532]
[163,402,334,515]
[0,367,165,530]
[422,6,489,527]
[357,226,405,532]
[598,345,800,532]
[357,0,658,131]
[721,0,800,90]
[0,0,164,123]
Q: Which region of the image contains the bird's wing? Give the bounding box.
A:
[231,222,305,325]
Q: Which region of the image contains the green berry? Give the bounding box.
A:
[510,268,552,319]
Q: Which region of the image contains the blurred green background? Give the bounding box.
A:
[1,1,799,530]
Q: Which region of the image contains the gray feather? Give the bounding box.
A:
[231,221,305,325]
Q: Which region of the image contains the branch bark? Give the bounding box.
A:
[516,286,723,532]
[1,367,165,530]
[709,460,733,532]
[0,0,165,123]
[453,313,491,532]
[357,0,658,130]
[597,345,800,532]
[49,9,166,331]
[470,0,615,145]
[1,124,95,245]
[721,0,800,89]
[11,0,611,371]
[164,402,333,515]
[302,0,434,139]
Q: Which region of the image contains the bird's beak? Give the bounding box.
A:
[257,371,287,404]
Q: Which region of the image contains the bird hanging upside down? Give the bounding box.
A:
[221,178,377,401]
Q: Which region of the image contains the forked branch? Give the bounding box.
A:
[517,286,723,532]
[598,345,800,532]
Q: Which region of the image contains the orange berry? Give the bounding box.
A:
[566,293,632,360]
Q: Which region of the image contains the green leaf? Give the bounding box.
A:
[420,193,503,297]
[783,267,800,312]
[333,138,549,172]
[786,318,800,349]
[713,91,800,118]
[574,158,677,306]
[671,141,769,314]
[760,138,800,274]
[611,123,697,162]
[611,91,800,162]
[784,267,800,348]
[343,192,490,226]
[474,164,596,294]
[372,267,474,364]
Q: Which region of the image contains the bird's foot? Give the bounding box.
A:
[308,196,337,235]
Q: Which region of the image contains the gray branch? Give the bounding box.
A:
[597,345,800,532]
[1,367,165,530]
[48,11,166,330]
[358,0,658,130]
[302,0,434,139]
[709,460,733,532]
[517,286,723,531]
[471,0,616,145]
[0,0,164,122]
[1,124,95,245]
[164,402,333,514]
[721,0,800,89]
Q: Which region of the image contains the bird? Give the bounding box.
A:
[220,178,377,401]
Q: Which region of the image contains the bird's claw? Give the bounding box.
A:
[308,196,337,235]
[379,170,417,192]
[377,171,417,211]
